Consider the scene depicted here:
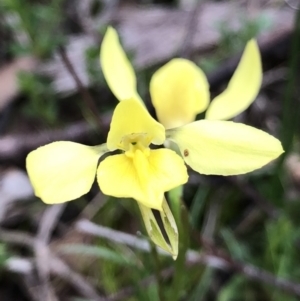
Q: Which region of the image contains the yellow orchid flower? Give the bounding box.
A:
[26,25,284,211]
[26,27,283,258]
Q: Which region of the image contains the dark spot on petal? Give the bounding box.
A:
[184,149,189,157]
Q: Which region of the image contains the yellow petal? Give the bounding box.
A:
[107,98,165,150]
[167,120,284,176]
[26,142,106,204]
[97,149,188,210]
[150,58,210,129]
[206,39,262,120]
[100,26,140,101]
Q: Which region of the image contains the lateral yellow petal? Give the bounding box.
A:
[167,120,284,175]
[100,26,140,101]
[206,39,262,120]
[107,98,165,150]
[97,149,188,210]
[150,58,210,129]
[26,142,105,204]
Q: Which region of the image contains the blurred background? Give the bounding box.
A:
[0,0,300,300]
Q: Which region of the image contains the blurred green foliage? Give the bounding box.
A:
[85,46,106,87]
[0,244,8,268]
[18,72,59,125]
[199,14,271,73]
[0,0,66,125]
[1,0,65,58]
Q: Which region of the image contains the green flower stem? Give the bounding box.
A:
[168,186,190,301]
[278,7,300,166]
[150,242,164,301]
[137,203,166,300]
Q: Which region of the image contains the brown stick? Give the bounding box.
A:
[0,112,111,162]
[58,46,103,130]
[34,204,66,301]
[179,0,205,59]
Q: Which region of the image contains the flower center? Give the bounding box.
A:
[121,133,152,158]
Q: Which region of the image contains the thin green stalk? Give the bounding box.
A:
[136,203,165,301]
[150,242,164,301]
[168,187,190,301]
[277,7,300,168]
[170,240,187,301]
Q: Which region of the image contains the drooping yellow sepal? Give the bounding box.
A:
[26,142,108,204]
[150,59,210,129]
[97,149,188,210]
[167,120,284,175]
[138,198,179,259]
[107,98,165,150]
[100,26,141,101]
[206,39,262,120]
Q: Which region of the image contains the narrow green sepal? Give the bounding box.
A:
[138,198,179,260]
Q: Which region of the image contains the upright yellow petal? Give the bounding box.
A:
[167,120,283,175]
[26,142,106,204]
[97,149,188,210]
[150,59,210,129]
[206,39,262,120]
[100,26,140,101]
[107,98,165,150]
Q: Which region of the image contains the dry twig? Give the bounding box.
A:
[58,46,103,130]
[0,113,110,162]
[180,0,205,58]
[34,204,66,301]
